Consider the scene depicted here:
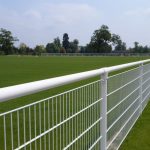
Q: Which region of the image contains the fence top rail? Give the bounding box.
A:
[0,59,150,102]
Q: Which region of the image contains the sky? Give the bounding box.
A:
[0,0,150,48]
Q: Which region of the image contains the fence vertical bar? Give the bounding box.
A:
[139,63,143,114]
[3,115,6,150]
[100,71,108,150]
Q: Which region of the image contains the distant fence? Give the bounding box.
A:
[42,53,150,56]
[0,59,150,150]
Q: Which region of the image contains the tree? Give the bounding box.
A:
[12,46,19,54]
[46,43,54,53]
[88,25,112,53]
[60,47,66,53]
[73,39,79,52]
[68,39,79,53]
[80,46,86,53]
[111,34,121,46]
[46,37,61,53]
[0,28,18,55]
[143,46,149,53]
[132,43,150,53]
[19,43,28,55]
[62,33,69,52]
[68,42,75,53]
[114,41,127,51]
[34,45,45,55]
[46,43,58,53]
[111,34,126,51]
[53,37,61,52]
[54,37,61,48]
[133,42,139,52]
[121,42,127,51]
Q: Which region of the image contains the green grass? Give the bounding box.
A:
[119,102,150,150]
[0,56,147,112]
[0,56,147,88]
[0,56,150,150]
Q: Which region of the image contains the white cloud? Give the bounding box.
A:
[44,3,99,23]
[0,3,101,47]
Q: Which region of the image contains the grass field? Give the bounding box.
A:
[0,56,150,150]
[0,56,147,112]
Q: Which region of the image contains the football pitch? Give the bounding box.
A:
[0,56,150,150]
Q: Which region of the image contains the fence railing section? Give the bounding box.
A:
[0,59,150,150]
[41,53,150,57]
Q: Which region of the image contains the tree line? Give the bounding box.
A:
[0,25,150,55]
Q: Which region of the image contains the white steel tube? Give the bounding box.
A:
[3,115,6,150]
[0,69,105,102]
[17,111,20,147]
[34,105,37,150]
[139,63,143,114]
[11,113,14,150]
[0,59,150,102]
[104,59,150,73]
[100,72,108,150]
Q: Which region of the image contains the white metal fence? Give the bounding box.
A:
[0,59,150,150]
[41,53,150,57]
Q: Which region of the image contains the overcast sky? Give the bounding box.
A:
[0,0,150,48]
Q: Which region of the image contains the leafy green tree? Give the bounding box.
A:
[115,42,126,51]
[111,34,126,51]
[134,42,139,52]
[134,43,150,53]
[54,37,61,48]
[79,46,86,53]
[68,42,75,53]
[143,46,149,53]
[62,33,69,52]
[68,39,79,53]
[111,34,121,45]
[0,28,18,55]
[19,43,28,55]
[0,43,4,55]
[88,25,112,53]
[121,42,127,51]
[46,43,59,53]
[26,47,34,55]
[73,39,79,52]
[73,39,79,45]
[46,37,61,53]
[128,42,150,53]
[53,37,61,52]
[34,45,45,55]
[12,46,19,54]
[46,43,54,53]
[17,43,34,55]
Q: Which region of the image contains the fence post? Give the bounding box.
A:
[100,71,108,150]
[139,63,143,114]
